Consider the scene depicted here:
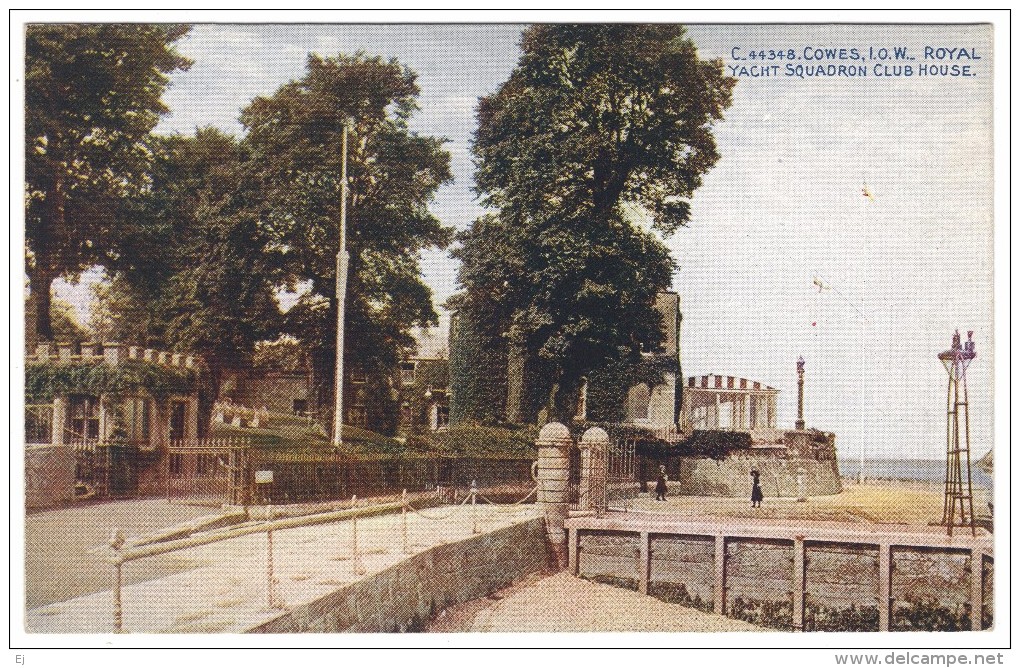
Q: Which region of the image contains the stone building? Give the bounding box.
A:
[447,287,842,496]
[396,325,450,437]
[24,342,201,507]
[617,292,684,427]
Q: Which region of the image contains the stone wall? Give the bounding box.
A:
[677,447,842,497]
[25,445,75,509]
[248,517,548,633]
[235,373,309,415]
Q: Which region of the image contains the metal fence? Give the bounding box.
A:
[104,480,540,632]
[158,439,536,507]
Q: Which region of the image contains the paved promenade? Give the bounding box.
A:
[26,501,541,633]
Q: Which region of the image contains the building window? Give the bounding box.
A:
[66,396,100,443]
[430,404,450,431]
[347,405,368,428]
[170,401,188,444]
[349,370,368,385]
[122,397,151,445]
[575,378,588,421]
[400,362,416,386]
[292,399,307,415]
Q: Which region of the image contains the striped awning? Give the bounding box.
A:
[686,374,777,392]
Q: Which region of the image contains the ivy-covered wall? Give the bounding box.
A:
[448,311,509,426]
[585,352,679,423]
[25,360,201,403]
[400,358,450,435]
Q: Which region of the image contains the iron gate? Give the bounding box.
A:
[569,434,637,512]
[165,439,249,506]
[607,437,638,510]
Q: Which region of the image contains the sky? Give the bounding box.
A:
[50,22,996,463]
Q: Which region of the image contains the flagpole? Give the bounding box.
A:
[858,182,870,484]
[332,122,350,451]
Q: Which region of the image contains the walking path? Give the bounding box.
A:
[26,502,540,633]
[24,482,985,635]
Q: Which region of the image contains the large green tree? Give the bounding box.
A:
[240,54,453,433]
[96,129,283,429]
[24,24,191,341]
[455,25,734,423]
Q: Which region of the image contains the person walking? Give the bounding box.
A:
[655,465,669,502]
[750,469,764,508]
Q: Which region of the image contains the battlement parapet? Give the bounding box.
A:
[29,342,199,370]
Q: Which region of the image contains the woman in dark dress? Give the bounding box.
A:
[750,469,764,507]
[655,465,668,501]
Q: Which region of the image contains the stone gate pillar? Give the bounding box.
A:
[536,422,572,569]
[580,427,609,516]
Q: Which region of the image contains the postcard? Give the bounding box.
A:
[12,11,1008,662]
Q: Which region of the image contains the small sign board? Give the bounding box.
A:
[255,470,273,484]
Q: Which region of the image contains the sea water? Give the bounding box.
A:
[840,458,993,490]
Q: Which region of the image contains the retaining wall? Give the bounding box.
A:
[566,516,993,632]
[677,451,842,497]
[248,516,548,632]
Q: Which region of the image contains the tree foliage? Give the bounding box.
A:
[585,351,679,423]
[94,129,284,430]
[474,25,734,234]
[24,24,191,340]
[456,25,734,423]
[26,294,87,347]
[240,54,453,431]
[252,336,308,374]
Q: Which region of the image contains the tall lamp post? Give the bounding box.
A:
[332,122,351,451]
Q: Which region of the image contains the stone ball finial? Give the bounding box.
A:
[580,426,610,445]
[538,421,571,441]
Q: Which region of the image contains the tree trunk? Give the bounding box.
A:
[196,356,224,438]
[27,266,55,342]
[547,371,583,426]
[28,171,64,343]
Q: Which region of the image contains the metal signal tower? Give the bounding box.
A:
[937,330,977,536]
